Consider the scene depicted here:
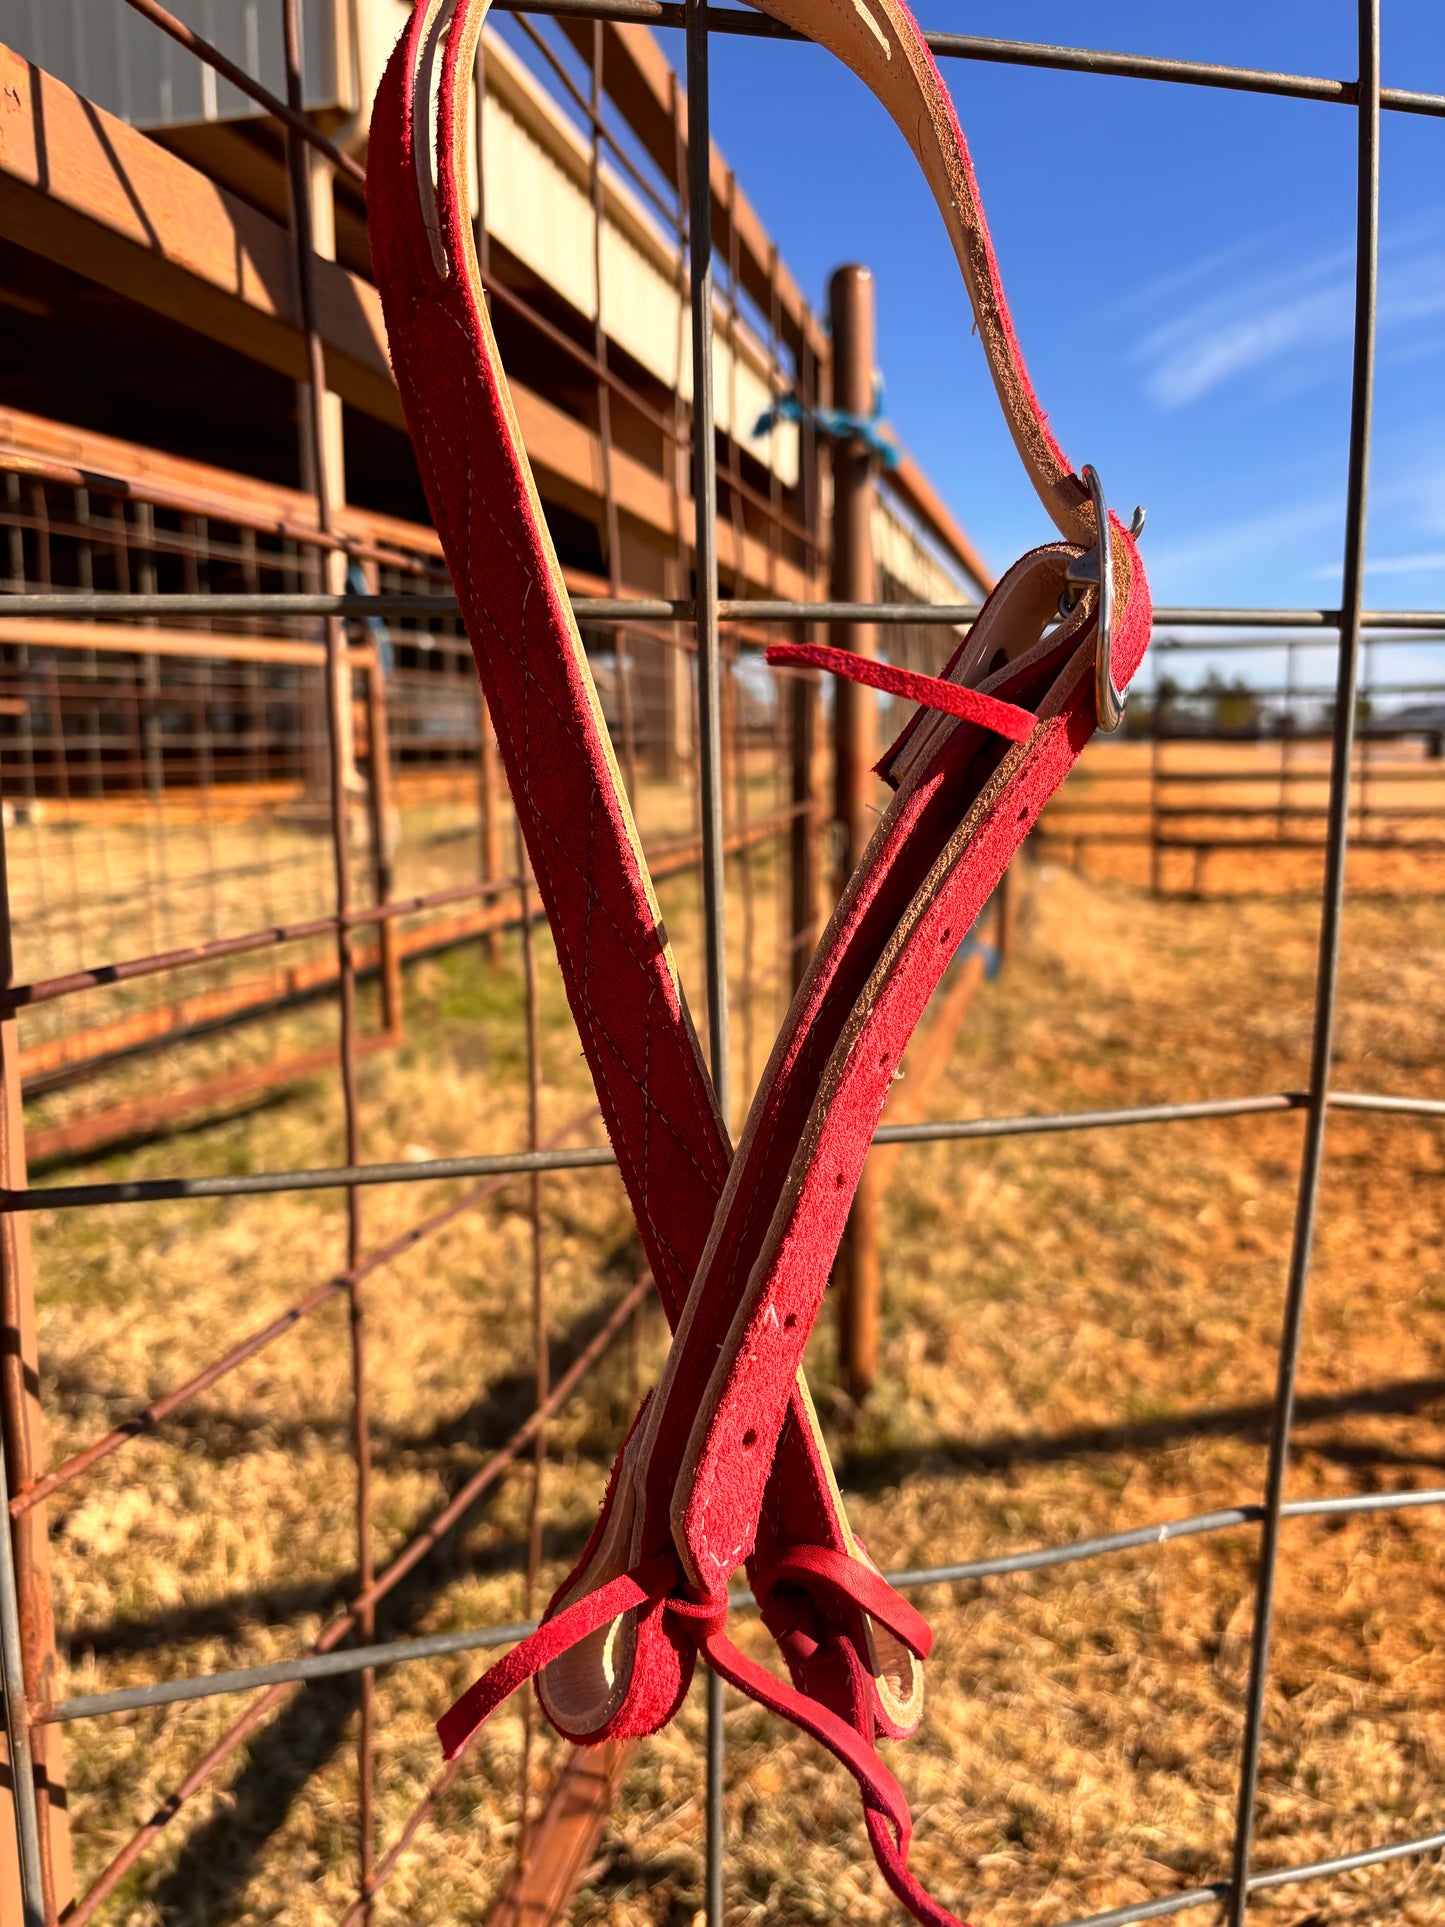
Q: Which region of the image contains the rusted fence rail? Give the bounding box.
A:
[1035,628,1445,896]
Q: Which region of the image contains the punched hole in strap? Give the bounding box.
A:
[765,643,1036,744]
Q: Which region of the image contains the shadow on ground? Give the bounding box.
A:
[66,1349,1442,1922]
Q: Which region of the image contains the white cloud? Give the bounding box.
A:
[1123,227,1298,314]
[1135,254,1351,409]
[1364,552,1445,577]
[1308,552,1445,580]
[1144,493,1342,585]
[1129,216,1445,411]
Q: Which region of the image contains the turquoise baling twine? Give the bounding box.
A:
[953,931,1002,982]
[753,376,901,471]
[346,558,395,674]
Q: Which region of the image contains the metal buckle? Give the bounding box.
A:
[1058,465,1145,734]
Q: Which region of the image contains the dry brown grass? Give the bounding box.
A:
[18,809,1445,1924]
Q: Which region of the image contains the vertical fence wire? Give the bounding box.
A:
[586,19,642,805]
[724,177,758,1097]
[279,1,376,1912]
[683,2,730,1918]
[516,822,548,1864]
[1225,5,1380,1919]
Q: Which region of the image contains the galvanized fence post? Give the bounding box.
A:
[683,2,731,1916]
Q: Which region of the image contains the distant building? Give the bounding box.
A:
[0,0,989,785]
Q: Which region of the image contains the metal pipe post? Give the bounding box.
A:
[0,767,71,1921]
[788,665,820,992]
[1226,5,1380,1919]
[788,322,826,990]
[828,263,881,1401]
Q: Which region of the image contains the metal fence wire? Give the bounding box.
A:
[1,3,1444,1925]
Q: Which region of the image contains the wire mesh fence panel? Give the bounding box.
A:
[0,4,1442,1927]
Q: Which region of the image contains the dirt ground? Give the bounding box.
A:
[17,798,1445,1924]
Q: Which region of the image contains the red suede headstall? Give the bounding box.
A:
[366,2,1152,1919]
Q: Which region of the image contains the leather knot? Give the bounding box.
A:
[663,1587,730,1643]
[752,1543,934,1661]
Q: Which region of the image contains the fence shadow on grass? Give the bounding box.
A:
[60,1284,638,1923]
[65,1353,1441,1919]
[836,1373,1445,1494]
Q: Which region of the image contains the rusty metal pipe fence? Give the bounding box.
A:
[1024,625,1445,895]
[1,3,1443,1925]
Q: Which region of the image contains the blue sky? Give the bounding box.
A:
[682,2,1444,625]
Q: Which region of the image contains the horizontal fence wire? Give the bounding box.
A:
[8,1088,1445,1213]
[34,1487,1445,1725]
[1053,1829,1445,1927]
[4,592,1445,628]
[491,0,1445,117]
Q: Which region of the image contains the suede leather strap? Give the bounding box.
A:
[367,1,1151,1919]
[436,1544,931,1913]
[753,1545,934,1660]
[368,0,930,1796]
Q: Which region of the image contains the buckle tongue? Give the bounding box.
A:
[1059,468,1145,733]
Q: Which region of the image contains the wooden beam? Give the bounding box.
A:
[0,618,344,669]
[885,454,995,596]
[0,43,400,425]
[0,404,445,560]
[2,397,811,616]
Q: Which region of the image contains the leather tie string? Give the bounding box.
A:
[436,1543,955,1921]
[765,641,1038,743]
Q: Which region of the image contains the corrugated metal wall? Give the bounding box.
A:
[0,0,341,122]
